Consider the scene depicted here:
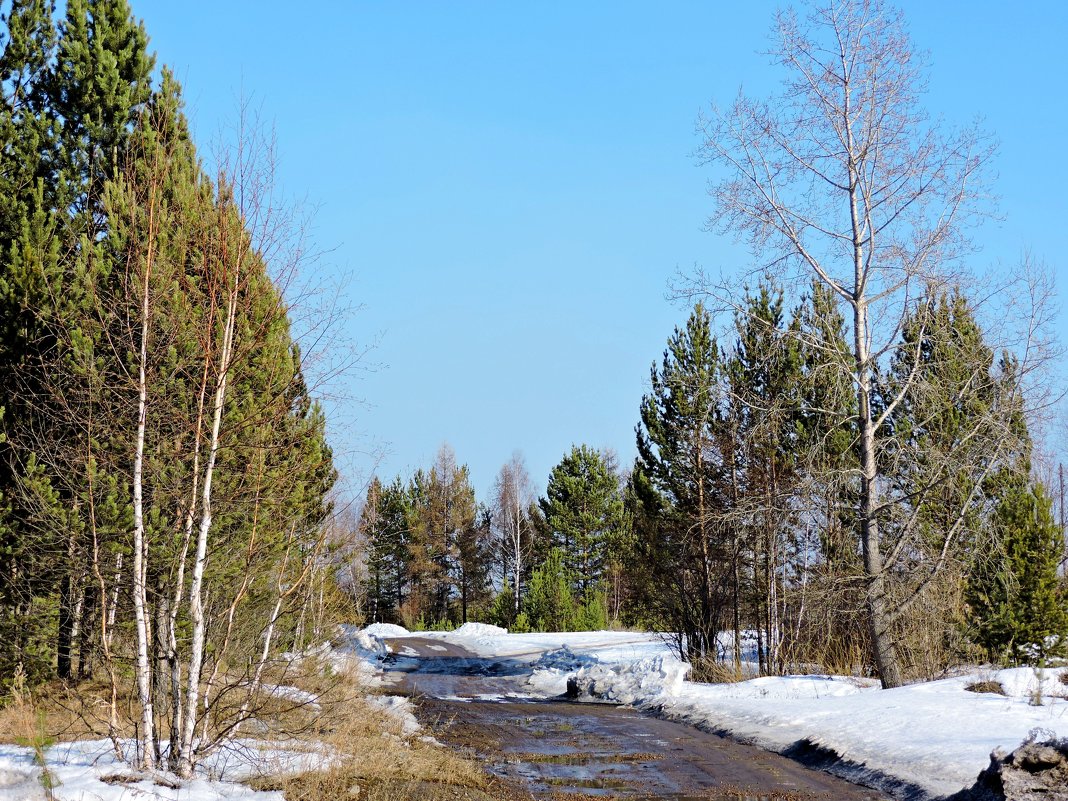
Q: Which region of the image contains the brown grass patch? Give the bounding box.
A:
[689,657,750,684]
[965,680,1006,695]
[242,662,488,801]
[1,656,494,801]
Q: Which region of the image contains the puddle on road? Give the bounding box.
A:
[416,697,887,800]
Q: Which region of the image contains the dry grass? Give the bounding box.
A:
[1,656,493,801]
[965,680,1006,695]
[0,673,133,745]
[243,661,489,801]
[689,657,750,684]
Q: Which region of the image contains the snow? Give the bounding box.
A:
[260,683,321,711]
[364,695,422,739]
[360,623,410,638]
[24,623,1062,800]
[344,623,1068,798]
[0,738,329,800]
[444,622,507,638]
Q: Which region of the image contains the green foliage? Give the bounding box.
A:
[633,301,730,659]
[486,579,516,629]
[540,445,624,596]
[521,547,609,632]
[524,549,575,631]
[0,0,338,696]
[966,480,1068,664]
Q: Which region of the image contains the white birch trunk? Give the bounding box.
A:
[177,275,239,778]
[131,195,157,771]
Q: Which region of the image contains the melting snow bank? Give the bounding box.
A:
[534,648,1068,800]
[0,738,329,801]
[340,624,1068,797]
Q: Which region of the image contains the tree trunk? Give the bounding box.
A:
[131,201,157,769]
[178,275,238,778]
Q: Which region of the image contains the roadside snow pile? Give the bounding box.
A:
[366,695,422,739]
[527,646,598,695]
[638,666,1068,798]
[527,645,690,703]
[362,622,411,638]
[261,683,321,710]
[508,632,1068,798]
[337,624,405,683]
[0,738,328,801]
[447,622,507,638]
[967,733,1068,800]
[994,666,1067,703]
[569,655,690,705]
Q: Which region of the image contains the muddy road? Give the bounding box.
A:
[382,637,887,800]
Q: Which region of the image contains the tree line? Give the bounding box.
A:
[360,442,627,634]
[0,0,342,774]
[359,278,1066,685]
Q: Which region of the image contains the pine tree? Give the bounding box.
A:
[726,278,804,673]
[634,302,729,664]
[406,445,476,625]
[540,444,624,597]
[880,290,1019,672]
[967,480,1068,663]
[524,548,575,632]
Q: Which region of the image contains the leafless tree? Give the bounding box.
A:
[695,0,1008,687]
[493,452,535,616]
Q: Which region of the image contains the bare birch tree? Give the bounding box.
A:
[494,453,534,616]
[696,0,999,687]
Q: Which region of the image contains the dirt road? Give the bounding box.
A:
[383,637,888,800]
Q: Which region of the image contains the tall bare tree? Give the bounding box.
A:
[696,0,1000,687]
[494,452,535,616]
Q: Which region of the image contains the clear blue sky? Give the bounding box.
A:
[136,1,1068,502]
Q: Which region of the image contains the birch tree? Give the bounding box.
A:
[697,0,1000,687]
[494,453,535,616]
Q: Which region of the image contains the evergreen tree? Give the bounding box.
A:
[540,444,624,597]
[406,445,476,624]
[726,278,804,673]
[455,504,493,623]
[524,548,574,632]
[880,290,1020,671]
[634,302,729,664]
[967,480,1068,663]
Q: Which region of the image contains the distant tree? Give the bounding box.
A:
[361,477,417,624]
[524,548,574,632]
[455,504,494,623]
[540,445,625,597]
[406,444,476,624]
[493,452,536,616]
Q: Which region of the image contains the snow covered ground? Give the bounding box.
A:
[357,623,1068,798]
[0,737,325,801]
[6,623,1065,800]
[0,631,422,801]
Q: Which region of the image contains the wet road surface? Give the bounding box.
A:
[382,637,888,800]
